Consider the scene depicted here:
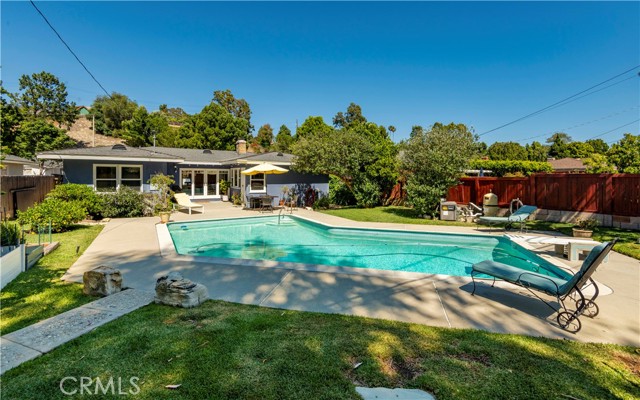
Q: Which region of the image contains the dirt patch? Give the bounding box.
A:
[613,350,640,378]
[455,352,492,367]
[378,357,423,384]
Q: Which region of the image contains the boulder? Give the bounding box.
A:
[155,272,208,308]
[83,266,122,297]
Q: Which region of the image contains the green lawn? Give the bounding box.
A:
[1,300,638,399]
[0,224,104,334]
[320,207,640,260]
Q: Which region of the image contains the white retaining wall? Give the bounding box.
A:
[1,245,26,290]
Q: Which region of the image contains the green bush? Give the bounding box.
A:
[352,178,380,208]
[329,175,356,206]
[17,198,87,232]
[312,194,330,210]
[101,187,147,218]
[46,184,103,218]
[468,160,553,177]
[1,221,22,246]
[406,182,443,217]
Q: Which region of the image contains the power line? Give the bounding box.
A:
[518,105,639,142]
[586,119,640,140]
[29,1,111,97]
[478,65,640,137]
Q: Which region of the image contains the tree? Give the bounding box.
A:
[90,93,138,136]
[525,141,548,161]
[0,87,24,154]
[565,141,595,159]
[15,71,78,127]
[274,124,294,152]
[388,125,396,140]
[174,102,250,150]
[159,104,189,125]
[547,133,572,158]
[401,122,477,217]
[583,154,616,173]
[585,139,609,155]
[121,107,169,147]
[13,119,76,160]
[410,125,424,138]
[295,116,333,139]
[487,141,528,160]
[333,103,367,128]
[256,124,274,149]
[212,89,252,134]
[607,133,640,173]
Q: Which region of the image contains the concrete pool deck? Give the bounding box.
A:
[64,202,640,346]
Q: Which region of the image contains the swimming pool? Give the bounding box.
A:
[167,215,570,278]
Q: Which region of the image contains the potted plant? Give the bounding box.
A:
[573,217,599,238]
[280,185,289,206]
[149,173,175,224]
[219,179,230,201]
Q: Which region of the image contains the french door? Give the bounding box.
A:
[180,169,223,198]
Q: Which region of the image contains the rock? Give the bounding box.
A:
[154,272,208,308]
[83,266,122,297]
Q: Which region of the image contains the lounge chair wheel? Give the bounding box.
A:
[557,311,582,333]
[576,299,599,318]
[504,224,513,231]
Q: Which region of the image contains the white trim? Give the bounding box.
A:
[248,173,267,193]
[237,159,292,166]
[38,154,180,162]
[93,164,143,192]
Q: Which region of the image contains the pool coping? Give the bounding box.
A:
[155,213,579,285]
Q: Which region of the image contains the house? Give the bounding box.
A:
[36,140,329,205]
[547,157,587,173]
[77,105,91,117]
[0,154,37,176]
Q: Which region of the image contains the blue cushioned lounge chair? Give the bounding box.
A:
[471,239,616,333]
[477,205,537,231]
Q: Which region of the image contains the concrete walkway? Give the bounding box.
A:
[0,289,154,374]
[63,202,640,346]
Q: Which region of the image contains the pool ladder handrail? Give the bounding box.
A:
[278,207,284,225]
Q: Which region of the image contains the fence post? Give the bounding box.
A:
[603,174,614,215]
[529,174,536,206]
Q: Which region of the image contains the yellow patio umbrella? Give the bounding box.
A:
[241,163,288,176]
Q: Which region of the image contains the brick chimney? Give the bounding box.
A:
[236,139,247,154]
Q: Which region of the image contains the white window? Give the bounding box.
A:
[93,164,143,192]
[249,173,266,193]
[230,168,241,188]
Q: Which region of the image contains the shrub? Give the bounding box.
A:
[405,182,442,217]
[575,218,599,231]
[17,198,86,232]
[231,193,242,206]
[101,187,147,218]
[352,178,380,208]
[468,160,552,177]
[312,194,330,210]
[46,183,103,218]
[329,176,356,206]
[1,222,22,246]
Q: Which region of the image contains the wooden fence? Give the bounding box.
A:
[446,174,640,217]
[0,176,56,219]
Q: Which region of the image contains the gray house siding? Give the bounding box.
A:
[245,170,329,206]
[63,159,169,191]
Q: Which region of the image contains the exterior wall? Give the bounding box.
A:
[62,159,169,191]
[1,164,25,176]
[244,170,329,206]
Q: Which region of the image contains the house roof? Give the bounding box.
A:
[237,152,294,165]
[37,145,182,162]
[141,147,238,164]
[548,157,587,172]
[1,154,38,166]
[37,145,295,166]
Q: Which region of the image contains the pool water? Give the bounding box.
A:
[167,216,571,278]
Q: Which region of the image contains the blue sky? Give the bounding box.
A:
[2,1,638,144]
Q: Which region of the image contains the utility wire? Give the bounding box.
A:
[30,0,111,97]
[519,105,639,142]
[478,65,640,137]
[586,119,640,140]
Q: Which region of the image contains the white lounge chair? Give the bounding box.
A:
[173,193,204,215]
